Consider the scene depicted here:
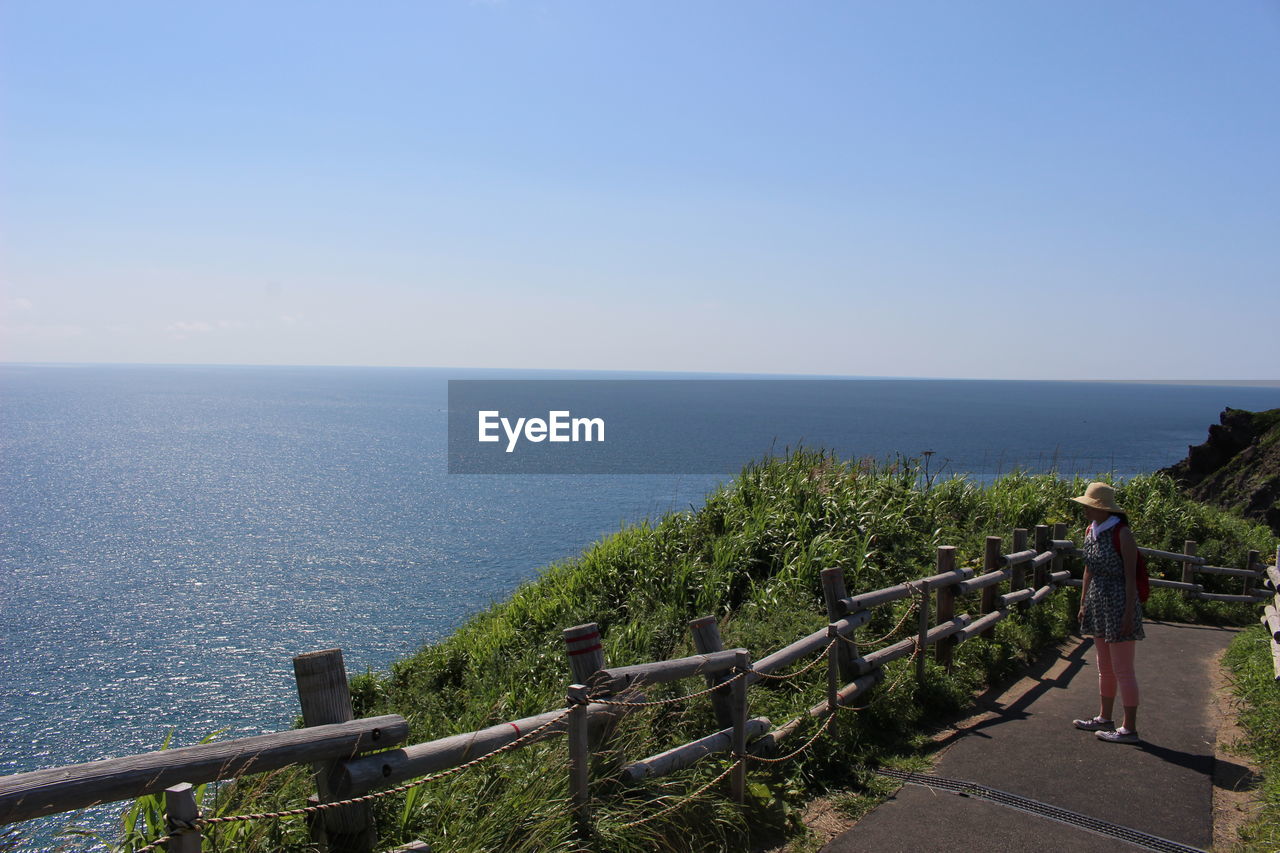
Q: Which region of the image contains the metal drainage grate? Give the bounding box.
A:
[875,768,1207,853]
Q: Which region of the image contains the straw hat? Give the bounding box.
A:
[1071,482,1124,514]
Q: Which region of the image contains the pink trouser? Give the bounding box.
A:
[1095,639,1139,707]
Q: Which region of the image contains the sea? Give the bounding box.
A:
[2,364,1278,847]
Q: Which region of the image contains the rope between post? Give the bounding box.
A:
[746,639,837,681]
[588,671,746,707]
[743,708,837,764]
[135,706,576,851]
[616,758,744,830]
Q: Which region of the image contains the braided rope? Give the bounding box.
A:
[745,639,836,681]
[742,707,837,764]
[842,585,921,647]
[136,707,574,852]
[588,671,746,708]
[615,758,743,830]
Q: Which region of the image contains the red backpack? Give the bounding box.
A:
[1109,524,1150,603]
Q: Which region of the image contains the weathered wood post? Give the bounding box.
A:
[821,567,857,682]
[1012,528,1029,613]
[1034,526,1050,591]
[915,571,931,685]
[1182,540,1198,599]
[934,546,957,670]
[981,537,1002,640]
[731,650,749,804]
[566,684,591,841]
[164,783,200,853]
[563,623,605,685]
[690,616,734,728]
[827,623,840,737]
[293,649,376,853]
[564,623,613,752]
[1246,549,1260,596]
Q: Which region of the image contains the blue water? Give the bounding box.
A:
[2,365,1277,845]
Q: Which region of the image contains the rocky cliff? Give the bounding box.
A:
[1161,407,1280,535]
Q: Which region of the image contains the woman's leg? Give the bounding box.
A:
[1095,638,1116,721]
[1110,640,1139,730]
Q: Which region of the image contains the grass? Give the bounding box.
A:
[1223,626,1280,852]
[60,451,1278,852]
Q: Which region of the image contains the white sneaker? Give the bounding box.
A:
[1096,727,1139,743]
[1072,716,1114,732]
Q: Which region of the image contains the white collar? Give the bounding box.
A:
[1088,515,1121,540]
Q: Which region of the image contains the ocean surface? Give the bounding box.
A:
[2,365,1278,846]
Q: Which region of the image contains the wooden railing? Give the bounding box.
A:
[1,527,1274,852]
[1259,546,1280,684]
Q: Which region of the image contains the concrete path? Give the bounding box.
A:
[822,621,1243,853]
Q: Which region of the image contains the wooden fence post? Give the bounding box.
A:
[981,537,1002,640]
[563,623,605,685]
[1034,525,1050,590]
[1246,550,1260,595]
[1182,540,1198,599]
[293,649,376,853]
[564,623,615,755]
[827,624,840,737]
[1012,528,1028,613]
[690,616,735,729]
[821,567,857,682]
[731,651,749,804]
[164,783,200,853]
[566,684,591,841]
[915,576,930,685]
[934,546,957,670]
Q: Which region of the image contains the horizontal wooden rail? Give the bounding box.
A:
[841,583,913,613]
[1002,549,1038,567]
[1264,605,1280,643]
[621,718,771,783]
[1197,591,1271,604]
[954,569,1010,595]
[1139,546,1206,565]
[1029,584,1055,605]
[1150,578,1203,592]
[1198,564,1263,579]
[916,567,975,590]
[1000,588,1035,607]
[1050,539,1076,551]
[808,670,885,717]
[955,609,1007,642]
[591,649,744,693]
[749,612,870,684]
[1029,550,1054,570]
[854,616,972,675]
[0,715,408,826]
[336,706,630,797]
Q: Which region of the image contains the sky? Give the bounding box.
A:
[2,1,1277,379]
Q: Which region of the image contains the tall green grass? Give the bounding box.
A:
[71,452,1276,852]
[1223,626,1280,851]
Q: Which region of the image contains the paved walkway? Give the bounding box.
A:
[823,621,1242,852]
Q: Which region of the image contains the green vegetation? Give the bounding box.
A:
[1223,626,1280,852]
[73,452,1277,852]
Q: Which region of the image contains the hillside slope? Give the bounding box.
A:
[1161,407,1280,535]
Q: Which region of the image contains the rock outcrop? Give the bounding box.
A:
[1161,407,1280,535]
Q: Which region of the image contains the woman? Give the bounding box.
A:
[1071,481,1143,743]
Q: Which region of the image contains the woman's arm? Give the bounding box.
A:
[1078,565,1092,622]
[1118,525,1139,633]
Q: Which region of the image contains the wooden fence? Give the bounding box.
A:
[1260,546,1280,684]
[1,528,1274,852]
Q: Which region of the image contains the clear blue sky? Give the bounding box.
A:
[3,1,1277,378]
